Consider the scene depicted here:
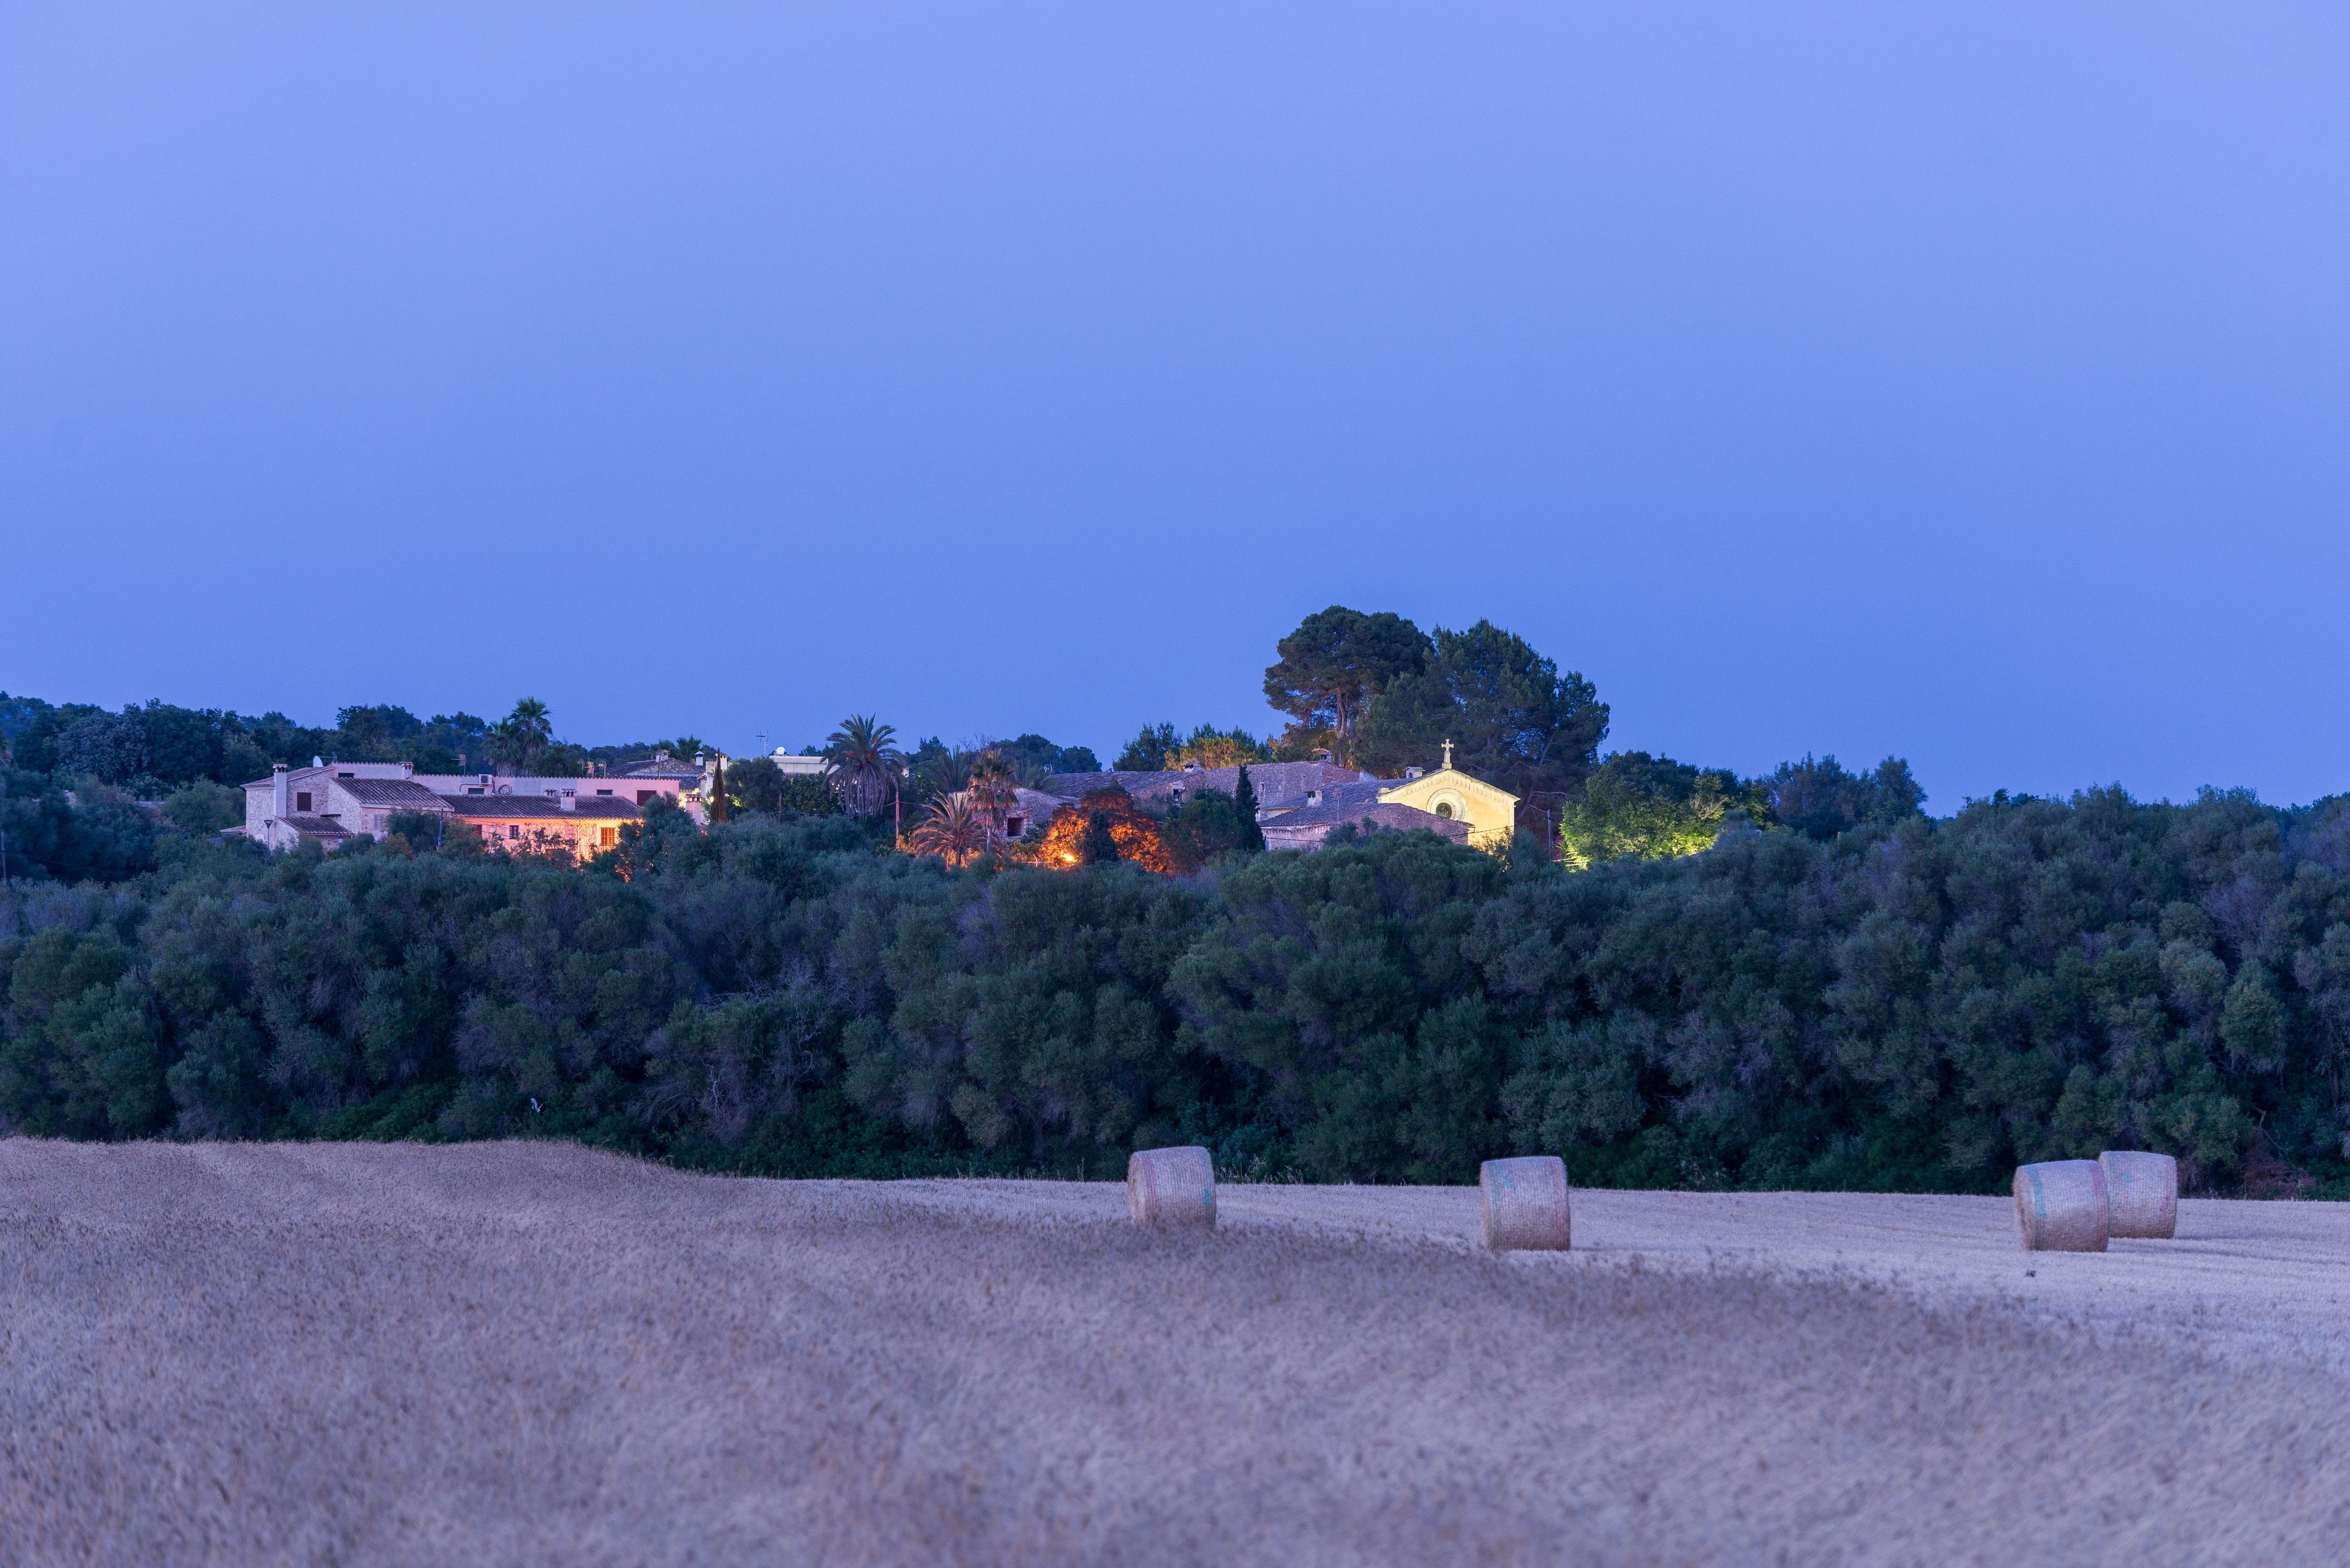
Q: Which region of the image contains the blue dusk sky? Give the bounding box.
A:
[3,4,2345,807]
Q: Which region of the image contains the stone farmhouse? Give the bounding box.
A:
[240,760,685,856]
[1033,745,1518,853]
[235,739,1516,860]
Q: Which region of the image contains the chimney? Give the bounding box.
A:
[559,789,577,812]
[273,764,289,818]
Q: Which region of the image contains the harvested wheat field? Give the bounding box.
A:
[4,1141,2347,1567]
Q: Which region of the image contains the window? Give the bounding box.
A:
[467,787,485,795]
[595,788,612,796]
[600,827,617,848]
[337,772,355,779]
[1005,816,1025,838]
[295,791,312,812]
[507,826,520,840]
[1434,802,1454,819]
[637,790,657,804]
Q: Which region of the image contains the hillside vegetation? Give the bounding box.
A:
[5,779,2349,1196]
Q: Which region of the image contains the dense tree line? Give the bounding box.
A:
[0,691,732,798]
[5,779,2346,1198]
[1258,607,1611,809]
[1106,608,1615,827]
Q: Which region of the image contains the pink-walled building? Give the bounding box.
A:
[241,761,689,854]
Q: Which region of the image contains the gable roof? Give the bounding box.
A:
[610,756,707,779]
[1256,778,1389,814]
[243,765,333,792]
[439,795,644,820]
[332,778,448,809]
[1259,802,1472,843]
[1376,765,1521,810]
[1041,760,1361,805]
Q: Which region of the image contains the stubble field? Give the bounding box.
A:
[3,1139,2346,1567]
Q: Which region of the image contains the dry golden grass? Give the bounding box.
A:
[3,1140,2345,1566]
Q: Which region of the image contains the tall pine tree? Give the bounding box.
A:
[1081,810,1120,864]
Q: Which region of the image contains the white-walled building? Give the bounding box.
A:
[241,761,685,853]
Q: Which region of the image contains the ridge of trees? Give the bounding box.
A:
[0,692,713,792]
[5,788,2347,1200]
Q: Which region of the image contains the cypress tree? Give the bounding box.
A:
[1081,809,1120,865]
[708,758,728,824]
[1233,765,1266,854]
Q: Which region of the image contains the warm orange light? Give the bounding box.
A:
[1008,788,1183,874]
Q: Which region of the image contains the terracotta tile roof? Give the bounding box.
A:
[243,765,333,791]
[610,757,707,779]
[1259,801,1470,843]
[1256,779,1389,814]
[437,795,644,820]
[278,814,352,839]
[1041,760,1363,805]
[332,779,449,808]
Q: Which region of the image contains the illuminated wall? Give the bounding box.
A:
[1375,767,1518,851]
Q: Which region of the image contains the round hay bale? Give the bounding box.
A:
[2013,1159,2109,1252]
[2098,1150,2178,1239]
[1479,1156,1571,1252]
[1127,1146,1215,1229]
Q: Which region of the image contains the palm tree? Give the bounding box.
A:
[824,714,904,818]
[966,749,1018,843]
[489,697,554,775]
[907,743,974,806]
[907,793,988,867]
[509,698,552,755]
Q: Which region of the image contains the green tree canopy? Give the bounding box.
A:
[1081,810,1121,864]
[991,733,1098,776]
[1353,620,1609,806]
[1113,724,1179,772]
[161,781,244,836]
[1766,755,1926,839]
[1113,723,1267,772]
[1175,724,1269,769]
[7,776,2350,1198]
[905,738,972,803]
[727,757,784,814]
[1262,607,1432,765]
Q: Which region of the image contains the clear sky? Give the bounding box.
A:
[4,4,2345,807]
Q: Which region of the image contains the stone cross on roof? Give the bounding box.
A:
[1442,739,1453,770]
